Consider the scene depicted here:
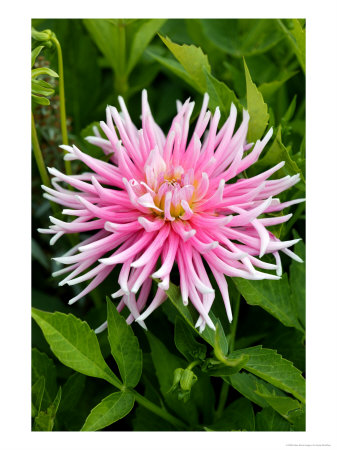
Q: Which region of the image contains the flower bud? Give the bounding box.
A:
[179,368,198,391]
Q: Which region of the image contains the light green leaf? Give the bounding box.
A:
[32,376,45,418]
[31,308,121,388]
[147,332,198,425]
[159,34,211,92]
[31,67,59,79]
[106,298,142,388]
[81,390,134,431]
[244,58,269,142]
[256,407,291,431]
[204,69,239,116]
[32,348,57,411]
[31,45,44,68]
[126,19,167,75]
[33,387,62,431]
[31,79,55,97]
[174,316,207,362]
[32,94,50,105]
[231,346,305,403]
[205,397,255,431]
[233,273,303,333]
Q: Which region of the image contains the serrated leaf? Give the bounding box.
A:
[106,298,142,388]
[147,332,197,425]
[32,376,45,418]
[159,34,210,92]
[205,397,255,431]
[231,346,305,403]
[256,407,291,431]
[32,348,57,411]
[233,273,303,333]
[174,316,207,362]
[127,19,167,75]
[31,67,59,79]
[244,58,269,142]
[81,390,134,431]
[31,308,121,387]
[204,69,239,116]
[31,45,44,68]
[33,387,62,431]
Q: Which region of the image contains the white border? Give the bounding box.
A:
[1,1,337,449]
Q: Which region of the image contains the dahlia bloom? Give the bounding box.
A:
[39,91,303,332]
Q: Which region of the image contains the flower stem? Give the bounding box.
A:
[51,35,71,176]
[131,390,187,430]
[214,379,230,422]
[32,112,58,215]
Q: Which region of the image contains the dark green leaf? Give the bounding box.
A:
[289,237,305,328]
[243,58,269,142]
[32,376,45,418]
[174,316,207,362]
[256,407,291,431]
[32,348,57,410]
[59,373,86,413]
[277,19,305,73]
[31,238,49,270]
[205,398,255,431]
[106,298,142,388]
[259,71,297,103]
[81,390,134,431]
[231,346,305,403]
[31,308,121,387]
[233,273,303,333]
[204,70,239,116]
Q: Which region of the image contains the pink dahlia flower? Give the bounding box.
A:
[39,91,303,332]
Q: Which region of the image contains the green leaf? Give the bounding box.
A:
[256,407,291,431]
[31,67,59,79]
[205,398,255,431]
[33,387,62,431]
[258,71,297,102]
[126,19,167,75]
[174,316,207,362]
[59,373,86,413]
[133,405,176,431]
[106,298,142,388]
[31,238,49,270]
[32,376,45,418]
[277,19,305,73]
[147,332,198,425]
[256,125,305,182]
[159,34,211,92]
[31,45,44,68]
[31,308,121,387]
[81,390,134,431]
[31,79,55,97]
[204,70,239,116]
[231,346,305,403]
[289,237,305,328]
[32,94,50,105]
[243,58,269,142]
[32,348,57,411]
[233,273,303,333]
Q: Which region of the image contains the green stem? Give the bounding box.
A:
[186,360,200,371]
[51,35,71,176]
[32,112,58,215]
[132,390,187,430]
[214,380,229,422]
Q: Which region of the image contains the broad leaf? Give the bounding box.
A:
[33,387,62,431]
[59,373,86,413]
[232,346,305,403]
[204,69,239,116]
[244,58,269,142]
[147,332,198,425]
[31,308,121,387]
[233,273,303,333]
[81,390,134,431]
[159,34,211,92]
[106,298,142,388]
[174,316,207,362]
[127,19,167,74]
[256,407,291,431]
[259,71,297,102]
[205,397,255,431]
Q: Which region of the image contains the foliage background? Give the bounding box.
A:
[31,18,305,432]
